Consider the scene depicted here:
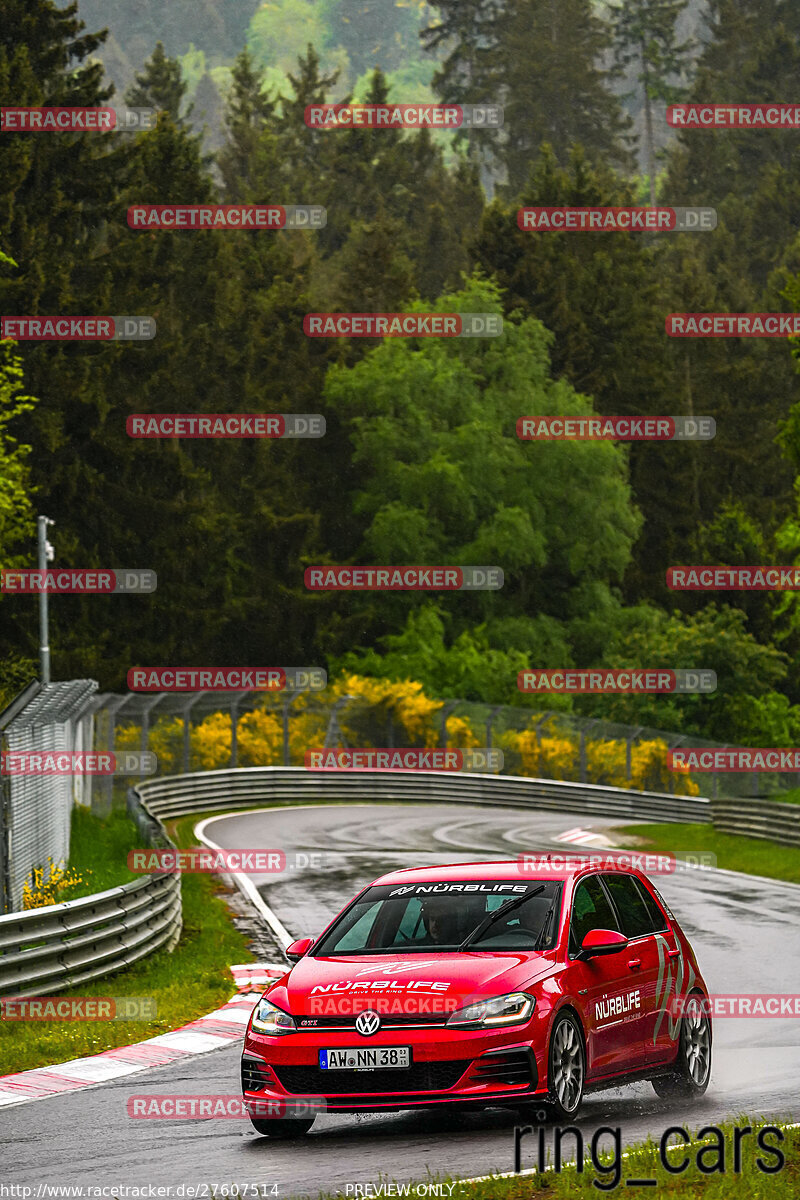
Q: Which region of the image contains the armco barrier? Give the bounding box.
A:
[0,792,181,999]
[711,795,800,847]
[133,765,711,824]
[0,871,181,998]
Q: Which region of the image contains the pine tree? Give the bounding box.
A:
[125,40,188,123]
[610,0,692,205]
[217,49,276,200]
[422,0,633,195]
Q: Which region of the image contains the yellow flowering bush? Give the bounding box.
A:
[22,858,91,909]
[111,678,700,795]
[333,674,443,748]
[631,739,699,796]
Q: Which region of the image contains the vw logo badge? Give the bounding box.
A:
[355,1010,381,1036]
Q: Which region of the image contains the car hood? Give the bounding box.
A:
[266,952,556,1017]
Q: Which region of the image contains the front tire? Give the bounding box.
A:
[652,993,711,1099]
[249,1116,315,1138]
[547,1010,585,1121]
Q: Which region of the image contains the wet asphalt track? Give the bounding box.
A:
[5,802,800,1196]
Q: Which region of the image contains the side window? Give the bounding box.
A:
[569,876,620,957]
[633,878,669,932]
[647,880,675,922]
[602,873,659,938]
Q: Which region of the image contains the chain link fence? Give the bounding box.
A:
[92,687,800,807]
[0,680,98,912]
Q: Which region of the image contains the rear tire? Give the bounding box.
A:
[652,993,711,1099]
[546,1010,585,1121]
[249,1116,315,1138]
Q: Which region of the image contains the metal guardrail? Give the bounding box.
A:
[711,796,800,847]
[134,765,711,825]
[0,765,715,998]
[0,871,181,998]
[0,790,181,999]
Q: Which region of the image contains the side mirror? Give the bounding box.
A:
[286,937,314,963]
[579,928,628,959]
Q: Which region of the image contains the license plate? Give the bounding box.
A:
[319,1047,411,1070]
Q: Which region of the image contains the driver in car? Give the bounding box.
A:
[419,895,476,945]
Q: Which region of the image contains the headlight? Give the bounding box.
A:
[446,992,535,1029]
[250,998,296,1036]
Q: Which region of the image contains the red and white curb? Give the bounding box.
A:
[554,826,613,847]
[0,963,286,1110]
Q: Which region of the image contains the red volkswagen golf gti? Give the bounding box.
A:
[241,859,712,1137]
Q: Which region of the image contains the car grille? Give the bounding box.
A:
[296,1013,448,1030]
[470,1049,535,1087]
[241,1057,272,1092]
[272,1060,471,1094]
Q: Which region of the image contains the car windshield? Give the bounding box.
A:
[312,880,563,955]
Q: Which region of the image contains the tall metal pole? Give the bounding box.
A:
[37,516,54,683]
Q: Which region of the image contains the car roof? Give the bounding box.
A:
[370,858,645,886]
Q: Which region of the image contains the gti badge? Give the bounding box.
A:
[355,1010,381,1036]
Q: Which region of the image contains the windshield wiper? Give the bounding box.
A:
[457,885,545,952]
[533,887,561,951]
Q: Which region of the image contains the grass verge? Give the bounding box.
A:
[613,821,800,885]
[0,807,255,1076]
[308,1120,798,1200]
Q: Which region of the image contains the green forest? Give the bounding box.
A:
[3,0,800,748]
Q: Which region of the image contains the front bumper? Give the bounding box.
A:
[242,1026,549,1114]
